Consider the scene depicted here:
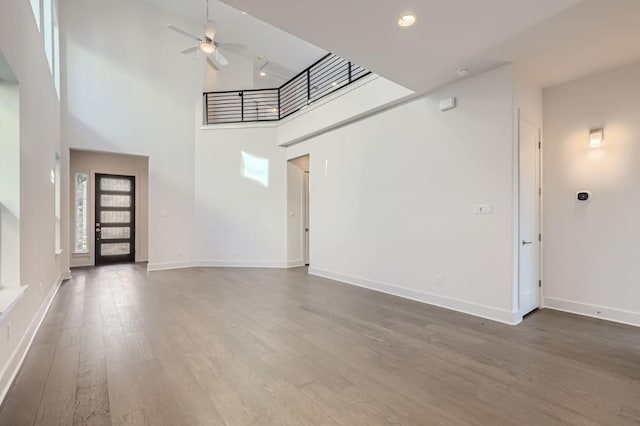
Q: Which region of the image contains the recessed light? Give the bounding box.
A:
[259,71,266,77]
[241,11,248,15]
[457,68,469,77]
[398,13,416,27]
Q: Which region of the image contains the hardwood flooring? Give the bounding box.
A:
[0,264,638,425]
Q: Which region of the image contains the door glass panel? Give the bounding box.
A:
[100,210,131,223]
[101,227,130,240]
[101,194,131,207]
[100,178,131,192]
[101,243,130,256]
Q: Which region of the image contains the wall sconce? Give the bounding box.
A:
[589,128,604,148]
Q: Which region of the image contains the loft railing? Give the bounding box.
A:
[203,53,371,125]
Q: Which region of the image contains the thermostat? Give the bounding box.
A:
[577,191,591,201]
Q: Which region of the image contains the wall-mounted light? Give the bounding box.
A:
[589,128,604,148]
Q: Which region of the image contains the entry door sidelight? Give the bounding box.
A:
[95,174,135,265]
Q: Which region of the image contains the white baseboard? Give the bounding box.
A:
[286,260,306,268]
[146,261,195,272]
[147,260,291,272]
[61,270,72,280]
[193,260,291,269]
[309,267,521,325]
[0,276,63,406]
[543,297,640,327]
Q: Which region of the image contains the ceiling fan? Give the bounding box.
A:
[167,0,243,69]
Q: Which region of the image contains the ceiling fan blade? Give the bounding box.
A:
[179,46,199,55]
[166,24,200,41]
[212,49,229,67]
[215,42,246,54]
[206,57,220,71]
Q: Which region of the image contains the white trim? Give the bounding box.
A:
[543,297,640,328]
[0,276,63,406]
[201,121,279,131]
[194,260,290,268]
[146,261,195,272]
[286,260,305,268]
[147,260,293,272]
[309,267,521,325]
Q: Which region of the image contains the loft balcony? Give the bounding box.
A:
[203,53,370,125]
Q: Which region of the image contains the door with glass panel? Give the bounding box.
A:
[95,174,135,265]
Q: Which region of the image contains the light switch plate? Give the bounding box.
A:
[474,203,493,215]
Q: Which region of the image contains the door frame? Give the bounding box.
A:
[87,171,140,266]
[518,113,543,317]
[304,169,310,266]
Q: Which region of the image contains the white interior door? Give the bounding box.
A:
[304,171,310,265]
[519,118,541,316]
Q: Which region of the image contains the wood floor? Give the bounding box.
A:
[0,264,638,425]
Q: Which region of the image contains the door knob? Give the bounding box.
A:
[522,240,533,245]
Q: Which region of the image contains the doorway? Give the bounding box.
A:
[287,155,310,267]
[95,173,136,265]
[518,117,541,316]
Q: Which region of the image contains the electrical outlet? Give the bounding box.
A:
[436,274,444,286]
[6,323,11,341]
[39,282,43,294]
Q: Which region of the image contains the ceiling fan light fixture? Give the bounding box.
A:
[398,13,416,27]
[199,40,215,54]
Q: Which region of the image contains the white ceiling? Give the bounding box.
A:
[488,0,640,88]
[217,0,640,92]
[138,0,326,88]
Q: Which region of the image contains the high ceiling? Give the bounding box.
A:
[139,0,326,88]
[489,0,640,88]
[218,0,640,92]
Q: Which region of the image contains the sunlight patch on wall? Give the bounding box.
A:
[241,151,269,187]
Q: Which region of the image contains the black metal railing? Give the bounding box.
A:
[203,53,371,125]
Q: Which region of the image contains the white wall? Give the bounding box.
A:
[69,150,149,267]
[277,76,413,146]
[61,0,201,270]
[286,65,519,323]
[0,0,64,402]
[193,126,288,267]
[543,60,640,326]
[194,66,521,323]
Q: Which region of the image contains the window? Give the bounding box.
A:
[0,78,21,288]
[54,153,61,253]
[43,0,53,73]
[74,173,89,253]
[29,0,40,31]
[53,0,60,97]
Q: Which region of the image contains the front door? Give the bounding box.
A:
[519,118,541,316]
[95,174,135,265]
